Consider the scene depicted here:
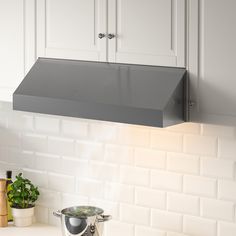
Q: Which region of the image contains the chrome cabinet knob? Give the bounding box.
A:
[108,34,115,39]
[98,33,105,39]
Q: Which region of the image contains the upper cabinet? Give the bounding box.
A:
[108,0,185,67]
[36,0,185,67]
[189,0,236,126]
[0,1,25,102]
[0,0,185,102]
[36,0,107,61]
[2,0,236,127]
[0,0,35,102]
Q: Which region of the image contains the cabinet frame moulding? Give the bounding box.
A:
[36,0,185,67]
[188,0,236,126]
[108,0,186,67]
[36,0,107,61]
[0,0,36,102]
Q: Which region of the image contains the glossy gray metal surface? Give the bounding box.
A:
[13,58,187,127]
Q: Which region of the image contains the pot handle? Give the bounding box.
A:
[97,215,112,222]
[53,210,62,218]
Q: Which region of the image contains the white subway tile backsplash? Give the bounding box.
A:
[135,187,166,209]
[35,206,49,224]
[35,152,61,172]
[37,189,61,209]
[19,151,35,169]
[89,122,117,141]
[183,175,216,198]
[200,198,234,221]
[0,128,20,147]
[61,193,88,208]
[135,226,166,236]
[35,116,60,134]
[48,136,74,156]
[0,147,8,162]
[22,133,47,152]
[23,169,48,188]
[167,233,188,236]
[120,203,150,225]
[106,221,134,236]
[0,111,7,128]
[61,119,88,138]
[218,179,236,201]
[167,122,200,134]
[201,157,235,179]
[135,148,166,169]
[89,198,119,219]
[60,157,89,177]
[218,222,236,236]
[0,102,11,111]
[183,216,216,236]
[8,149,35,168]
[167,193,199,216]
[151,130,183,152]
[104,183,134,203]
[8,112,33,131]
[76,141,104,160]
[118,126,150,147]
[184,135,217,156]
[201,124,235,137]
[76,178,104,198]
[151,209,182,232]
[48,173,75,193]
[105,144,134,165]
[2,102,236,236]
[0,162,18,177]
[151,170,182,192]
[120,166,149,186]
[167,153,199,174]
[218,138,236,160]
[88,161,119,181]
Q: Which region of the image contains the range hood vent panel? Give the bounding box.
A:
[13,58,187,127]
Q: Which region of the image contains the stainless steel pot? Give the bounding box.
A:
[53,206,111,236]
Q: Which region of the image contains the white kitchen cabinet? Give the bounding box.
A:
[188,0,236,126]
[36,0,185,67]
[36,0,107,61]
[2,0,236,126]
[0,0,186,102]
[0,0,35,102]
[108,0,185,67]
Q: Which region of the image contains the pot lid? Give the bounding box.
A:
[61,206,104,218]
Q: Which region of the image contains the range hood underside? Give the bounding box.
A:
[13,58,187,128]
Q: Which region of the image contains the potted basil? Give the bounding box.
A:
[7,173,40,227]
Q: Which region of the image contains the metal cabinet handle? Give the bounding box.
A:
[108,34,115,39]
[98,33,106,39]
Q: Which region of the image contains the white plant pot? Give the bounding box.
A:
[12,207,34,227]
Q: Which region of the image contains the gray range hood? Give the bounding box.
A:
[13,58,187,127]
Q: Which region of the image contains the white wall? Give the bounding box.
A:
[0,101,236,236]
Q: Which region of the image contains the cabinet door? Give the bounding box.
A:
[189,0,236,125]
[0,0,35,102]
[108,0,185,67]
[37,0,107,61]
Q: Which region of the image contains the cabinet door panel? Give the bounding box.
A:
[37,0,107,61]
[0,0,35,102]
[108,0,185,67]
[190,0,236,125]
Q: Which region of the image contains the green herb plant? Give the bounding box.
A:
[7,173,40,209]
